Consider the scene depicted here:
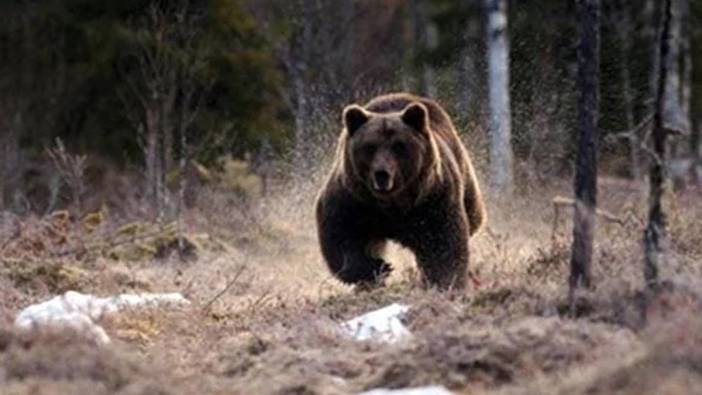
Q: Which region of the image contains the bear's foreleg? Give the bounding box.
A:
[411,213,470,290]
[317,199,391,286]
[321,233,391,285]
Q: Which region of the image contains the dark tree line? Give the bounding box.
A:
[0,0,700,220]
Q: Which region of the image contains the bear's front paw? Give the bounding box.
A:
[354,258,393,292]
[372,258,393,277]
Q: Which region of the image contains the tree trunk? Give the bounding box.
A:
[163,123,174,183]
[290,0,313,171]
[661,0,686,135]
[693,119,702,185]
[255,139,274,197]
[484,0,514,196]
[570,0,600,301]
[292,71,310,164]
[457,8,479,121]
[691,4,700,183]
[680,0,693,174]
[681,0,691,122]
[422,23,438,98]
[614,0,638,179]
[162,80,177,180]
[412,0,437,98]
[0,128,19,212]
[144,107,162,213]
[643,0,673,287]
[643,0,661,160]
[177,121,187,254]
[0,149,4,211]
[457,51,476,120]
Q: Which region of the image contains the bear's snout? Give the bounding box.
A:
[372,169,394,192]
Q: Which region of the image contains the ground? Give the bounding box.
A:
[2,172,702,395]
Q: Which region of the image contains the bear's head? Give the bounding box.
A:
[341,102,440,201]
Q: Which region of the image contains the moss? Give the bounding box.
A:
[106,221,232,262]
[216,157,263,198]
[6,262,90,293]
[82,211,105,233]
[112,312,163,348]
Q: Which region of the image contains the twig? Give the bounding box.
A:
[551,196,626,242]
[248,288,274,314]
[640,144,664,167]
[603,113,654,142]
[201,265,247,314]
[552,196,625,225]
[551,199,562,250]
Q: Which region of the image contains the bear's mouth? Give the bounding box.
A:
[371,185,394,195]
[371,170,394,194]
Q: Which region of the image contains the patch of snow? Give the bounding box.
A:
[15,290,190,344]
[342,303,411,343]
[359,386,453,395]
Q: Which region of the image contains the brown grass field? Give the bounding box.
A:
[2,168,702,395]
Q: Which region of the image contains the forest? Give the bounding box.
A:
[1,0,702,394]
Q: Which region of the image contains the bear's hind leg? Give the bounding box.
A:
[416,247,468,290]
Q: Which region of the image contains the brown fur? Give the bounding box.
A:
[316,93,486,290]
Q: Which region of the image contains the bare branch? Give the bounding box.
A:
[553,196,625,226]
[603,113,654,142]
[201,265,247,313]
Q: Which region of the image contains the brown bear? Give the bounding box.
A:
[315,92,486,290]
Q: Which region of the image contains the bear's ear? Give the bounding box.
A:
[343,105,369,136]
[401,102,428,133]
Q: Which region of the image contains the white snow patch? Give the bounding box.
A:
[15,290,190,344]
[359,386,453,395]
[342,303,411,343]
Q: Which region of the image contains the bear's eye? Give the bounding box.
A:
[391,142,407,155]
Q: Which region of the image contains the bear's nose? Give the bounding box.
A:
[372,170,393,192]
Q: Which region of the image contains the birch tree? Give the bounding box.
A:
[679,0,695,181]
[644,0,674,286]
[681,0,691,125]
[570,0,600,303]
[661,0,688,135]
[485,0,514,196]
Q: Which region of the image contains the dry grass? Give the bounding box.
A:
[2,172,702,395]
[0,328,170,395]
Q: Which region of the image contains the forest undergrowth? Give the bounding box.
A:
[2,168,702,395]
